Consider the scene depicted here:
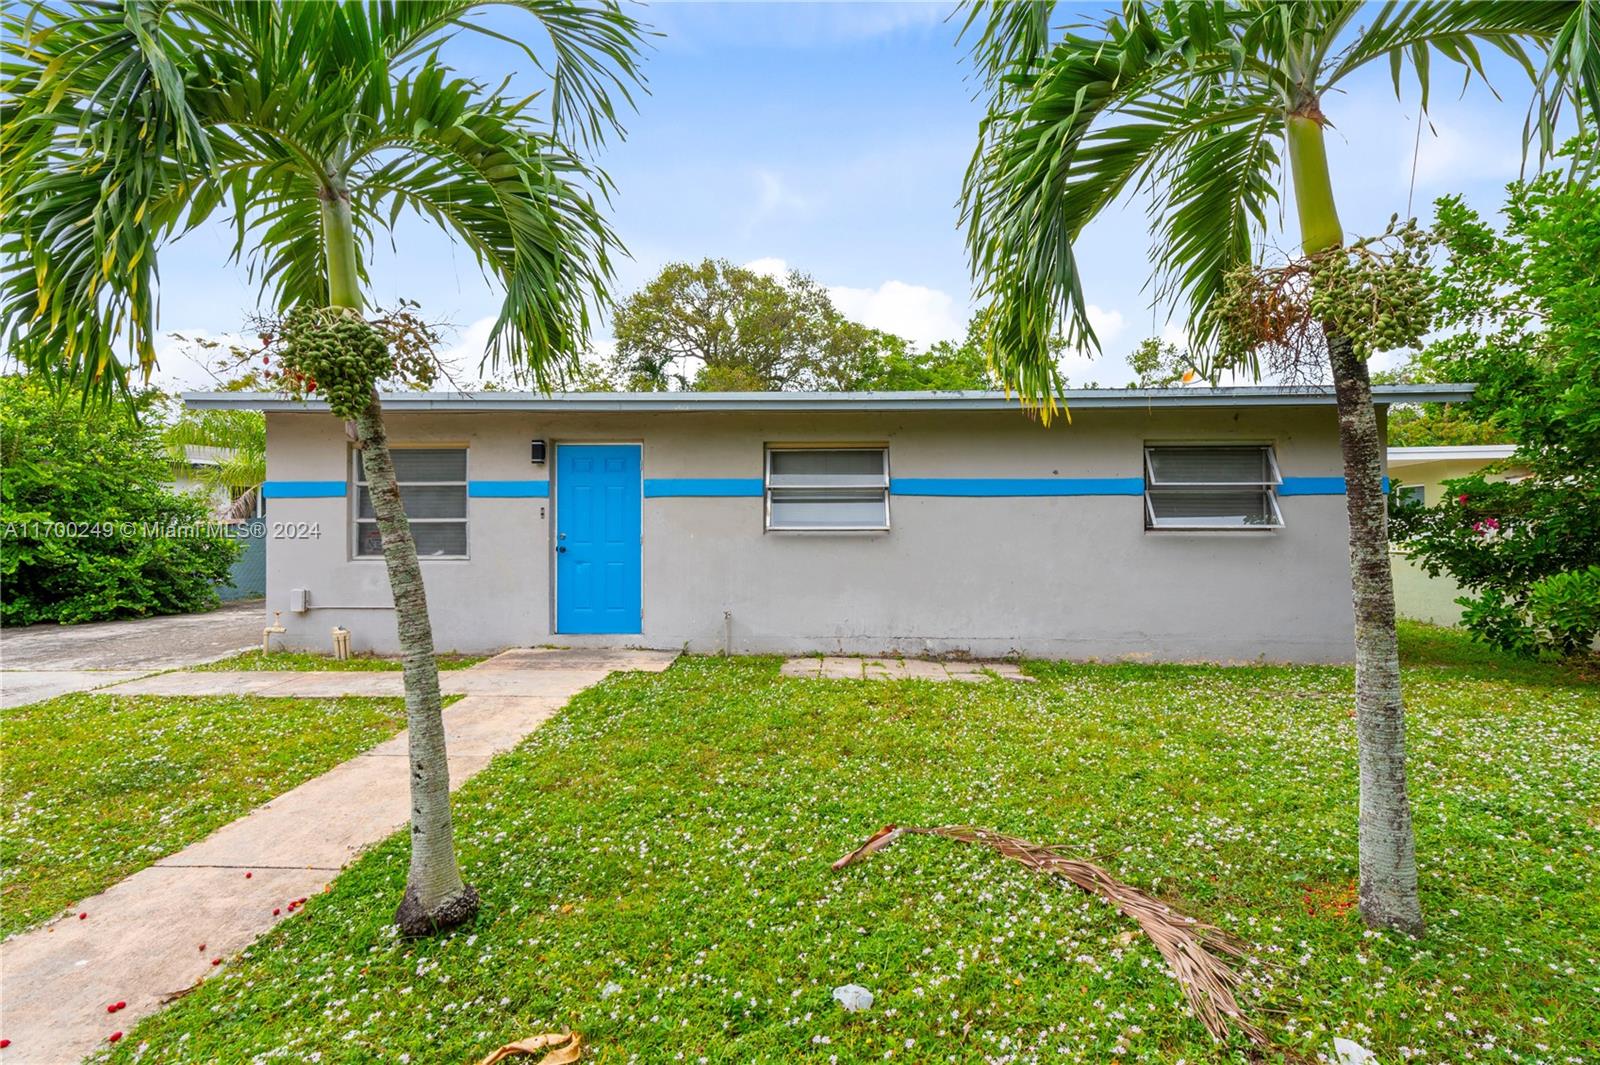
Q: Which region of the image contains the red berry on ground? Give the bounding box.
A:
[1,1037,10,1047]
[272,908,280,916]
[108,1032,122,1043]
[198,944,205,951]
[245,872,252,879]
[106,1005,116,1014]
[78,913,87,920]
[115,1002,125,1011]
[211,958,221,966]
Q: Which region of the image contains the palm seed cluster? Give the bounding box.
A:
[1215,217,1437,372]
[278,306,392,420]
[1306,218,1436,359]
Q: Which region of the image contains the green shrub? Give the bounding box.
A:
[0,375,239,625]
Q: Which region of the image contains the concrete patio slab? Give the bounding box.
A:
[0,647,676,1064]
[783,656,1034,683]
[474,648,678,673]
[817,656,865,679]
[447,669,610,696]
[0,670,151,709]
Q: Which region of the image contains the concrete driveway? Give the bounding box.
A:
[0,600,263,708]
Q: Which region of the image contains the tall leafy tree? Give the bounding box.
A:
[961,0,1597,935]
[1390,145,1600,657]
[2,0,644,934]
[611,258,901,391]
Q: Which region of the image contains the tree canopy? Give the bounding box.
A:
[1,375,238,625]
[597,258,995,392]
[1389,142,1600,656]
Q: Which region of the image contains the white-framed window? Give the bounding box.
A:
[765,447,890,531]
[1395,483,1427,508]
[1143,445,1284,530]
[353,447,469,557]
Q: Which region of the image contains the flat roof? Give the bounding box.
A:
[185,383,1475,413]
[1387,444,1516,465]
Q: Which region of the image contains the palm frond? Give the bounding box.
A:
[346,57,619,387]
[963,6,1285,409]
[363,0,648,149]
[834,825,1301,1059]
[959,0,1055,94]
[164,407,267,510]
[1325,1,1597,166]
[1143,102,1282,357]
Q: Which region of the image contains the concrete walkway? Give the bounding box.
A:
[0,647,676,1064]
[0,600,264,708]
[779,655,1035,682]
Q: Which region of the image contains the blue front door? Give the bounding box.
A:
[555,444,642,634]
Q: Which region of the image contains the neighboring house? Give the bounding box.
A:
[170,444,239,520]
[170,444,268,600]
[187,384,1470,663]
[1387,443,1526,626]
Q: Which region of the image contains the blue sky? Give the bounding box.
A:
[153,1,1549,391]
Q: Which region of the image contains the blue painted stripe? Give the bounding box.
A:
[1278,476,1389,496]
[892,477,1144,497]
[262,480,346,499]
[644,478,764,498]
[468,480,549,498]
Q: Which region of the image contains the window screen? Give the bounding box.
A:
[353,448,468,557]
[766,448,889,530]
[1143,445,1283,530]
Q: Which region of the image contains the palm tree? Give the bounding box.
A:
[165,408,267,521]
[962,0,1597,936]
[2,0,645,935]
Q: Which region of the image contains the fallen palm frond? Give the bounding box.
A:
[473,1031,584,1065]
[834,824,1300,1060]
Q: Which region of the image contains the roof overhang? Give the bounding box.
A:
[1387,444,1516,466]
[184,383,1476,414]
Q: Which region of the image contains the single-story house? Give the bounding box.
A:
[1387,443,1525,626]
[1387,444,1522,507]
[185,384,1471,663]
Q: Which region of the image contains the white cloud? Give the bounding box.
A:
[150,329,252,392]
[1086,305,1125,345]
[653,2,947,50]
[441,315,497,369]
[745,169,812,233]
[828,279,964,348]
[742,257,967,348]
[743,256,790,280]
[1406,117,1521,189]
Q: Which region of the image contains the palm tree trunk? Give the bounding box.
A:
[1325,329,1423,935]
[1288,108,1423,936]
[321,179,478,935]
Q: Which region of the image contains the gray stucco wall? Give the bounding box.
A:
[262,405,1361,662]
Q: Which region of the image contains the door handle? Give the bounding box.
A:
[556,545,567,553]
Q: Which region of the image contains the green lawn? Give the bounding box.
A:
[103,624,1598,1064]
[193,650,487,671]
[0,693,409,938]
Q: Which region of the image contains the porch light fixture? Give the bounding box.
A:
[530,439,547,464]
